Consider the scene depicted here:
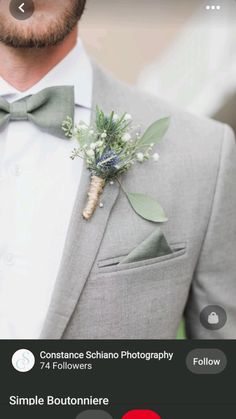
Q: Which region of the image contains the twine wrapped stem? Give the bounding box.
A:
[83,175,106,220]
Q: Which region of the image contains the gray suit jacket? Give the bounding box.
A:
[40,62,236,339]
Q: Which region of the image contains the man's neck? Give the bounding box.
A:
[0,27,78,92]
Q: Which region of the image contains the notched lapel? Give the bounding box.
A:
[40,163,120,338]
[41,63,122,339]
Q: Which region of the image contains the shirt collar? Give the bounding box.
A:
[0,39,93,109]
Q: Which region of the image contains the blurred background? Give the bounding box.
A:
[80,0,236,133]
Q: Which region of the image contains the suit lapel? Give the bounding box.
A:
[40,63,121,338]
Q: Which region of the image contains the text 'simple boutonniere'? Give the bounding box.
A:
[62,107,170,222]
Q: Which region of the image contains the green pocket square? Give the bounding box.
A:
[120,228,173,264]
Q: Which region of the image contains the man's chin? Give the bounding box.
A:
[0,16,78,49]
[0,33,70,49]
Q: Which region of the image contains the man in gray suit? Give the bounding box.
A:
[0,0,235,340]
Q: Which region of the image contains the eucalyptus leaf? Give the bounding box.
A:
[138,117,170,148]
[126,192,168,223]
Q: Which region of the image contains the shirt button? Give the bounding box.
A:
[5,253,15,266]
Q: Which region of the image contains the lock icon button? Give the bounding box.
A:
[208,312,219,325]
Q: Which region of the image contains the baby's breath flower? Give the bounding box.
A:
[136,152,144,162]
[90,143,96,150]
[153,153,160,162]
[122,133,132,142]
[124,113,132,121]
[87,149,95,158]
[78,124,87,131]
[101,132,107,139]
[89,129,94,135]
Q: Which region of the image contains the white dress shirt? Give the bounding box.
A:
[0,40,93,339]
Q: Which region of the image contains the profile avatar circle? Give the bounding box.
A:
[12,349,35,372]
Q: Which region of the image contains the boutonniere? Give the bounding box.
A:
[62,107,170,222]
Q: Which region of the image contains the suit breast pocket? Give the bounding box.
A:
[79,243,191,339]
[97,243,186,272]
[97,243,187,275]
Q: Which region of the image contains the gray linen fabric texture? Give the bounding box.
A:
[40,62,236,339]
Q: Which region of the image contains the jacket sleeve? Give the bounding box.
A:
[185,124,236,338]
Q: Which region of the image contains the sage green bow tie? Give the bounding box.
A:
[0,86,74,139]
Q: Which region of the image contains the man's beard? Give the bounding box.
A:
[0,0,86,48]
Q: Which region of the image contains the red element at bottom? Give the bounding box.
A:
[122,410,161,418]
